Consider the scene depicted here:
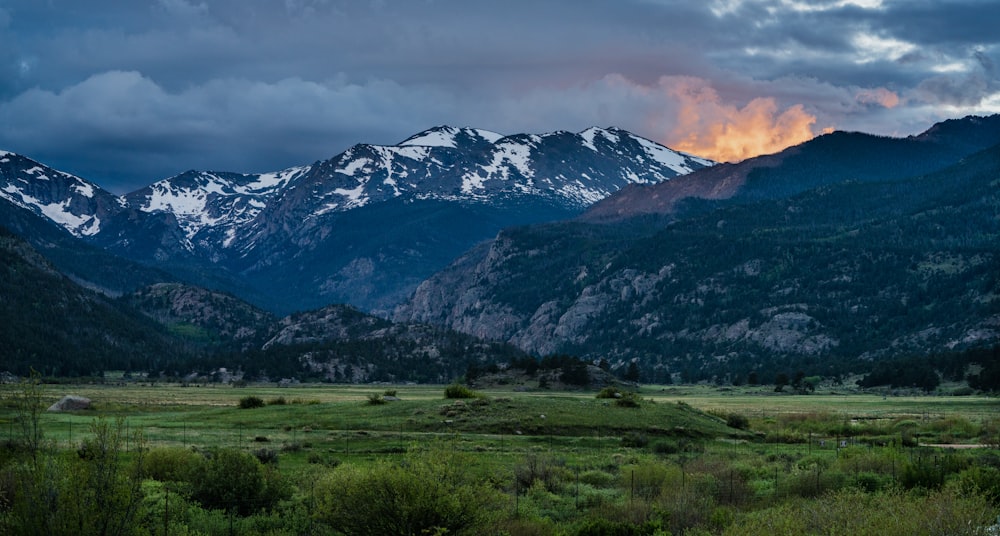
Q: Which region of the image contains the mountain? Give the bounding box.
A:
[0,237,528,382]
[395,117,1000,382]
[123,283,277,348]
[0,226,195,376]
[0,152,175,295]
[122,283,530,383]
[584,114,1000,221]
[0,126,711,314]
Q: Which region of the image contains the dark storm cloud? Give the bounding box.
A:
[0,0,998,192]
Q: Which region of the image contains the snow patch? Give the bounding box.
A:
[24,166,49,180]
[400,126,505,148]
[248,165,308,191]
[580,128,600,152]
[580,127,620,152]
[1,184,97,236]
[71,180,95,198]
[332,184,368,209]
[400,128,458,148]
[336,158,371,176]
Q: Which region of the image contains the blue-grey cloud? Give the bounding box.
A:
[0,0,998,192]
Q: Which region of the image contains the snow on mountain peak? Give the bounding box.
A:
[580,127,621,152]
[399,126,504,148]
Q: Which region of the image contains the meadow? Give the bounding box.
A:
[1,380,999,535]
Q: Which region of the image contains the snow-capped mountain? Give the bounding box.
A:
[0,126,712,313]
[0,150,122,237]
[122,166,311,254]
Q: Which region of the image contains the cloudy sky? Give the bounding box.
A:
[1,0,999,193]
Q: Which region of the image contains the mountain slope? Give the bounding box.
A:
[122,283,531,383]
[1,126,711,314]
[0,227,195,376]
[396,135,1000,381]
[583,114,1000,221]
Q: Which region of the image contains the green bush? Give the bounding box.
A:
[953,465,1000,504]
[444,383,480,399]
[726,413,750,430]
[366,393,386,405]
[621,432,649,448]
[652,440,680,455]
[266,396,287,405]
[143,447,201,482]
[596,387,621,399]
[238,395,265,409]
[314,448,504,536]
[615,392,642,408]
[573,517,666,536]
[189,448,290,516]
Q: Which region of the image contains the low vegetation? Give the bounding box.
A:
[0,378,998,535]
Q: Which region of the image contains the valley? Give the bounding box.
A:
[1,380,997,534]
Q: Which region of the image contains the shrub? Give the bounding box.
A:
[314,448,504,536]
[366,393,386,405]
[615,392,641,408]
[573,517,666,536]
[189,448,290,515]
[254,447,279,465]
[596,387,621,399]
[579,469,617,488]
[726,413,750,430]
[652,440,680,455]
[444,383,480,399]
[621,432,649,448]
[622,461,679,500]
[238,396,265,409]
[143,447,202,482]
[953,465,1000,504]
[383,389,397,397]
[266,396,287,405]
[515,454,567,492]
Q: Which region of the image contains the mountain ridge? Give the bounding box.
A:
[394,119,1000,380]
[1,125,712,313]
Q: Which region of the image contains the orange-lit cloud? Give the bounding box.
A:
[656,77,821,163]
[856,87,900,108]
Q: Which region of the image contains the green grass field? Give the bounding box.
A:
[2,381,998,535]
[3,382,997,462]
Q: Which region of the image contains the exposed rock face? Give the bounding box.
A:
[396,130,1000,379]
[48,395,91,412]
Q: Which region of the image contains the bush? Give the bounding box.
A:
[189,448,290,515]
[143,447,201,482]
[621,432,649,448]
[254,448,279,465]
[573,517,666,536]
[366,393,386,405]
[314,448,504,536]
[444,383,480,399]
[266,396,287,405]
[238,396,265,409]
[515,454,567,492]
[726,413,750,430]
[596,387,621,399]
[615,392,641,408]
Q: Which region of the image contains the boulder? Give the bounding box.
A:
[48,395,91,412]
